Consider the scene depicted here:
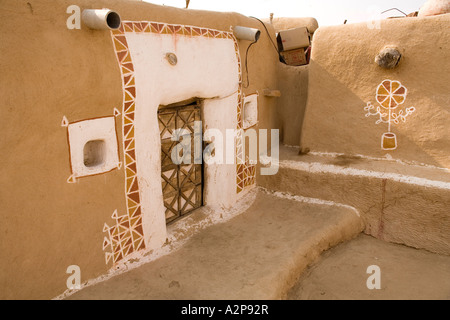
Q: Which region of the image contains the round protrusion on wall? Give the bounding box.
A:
[105,11,121,29]
[375,47,402,69]
[82,9,121,30]
[418,0,450,17]
[233,26,261,42]
[165,53,178,66]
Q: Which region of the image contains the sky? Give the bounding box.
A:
[143,0,426,26]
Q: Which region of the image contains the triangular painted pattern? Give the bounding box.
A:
[105,20,252,265]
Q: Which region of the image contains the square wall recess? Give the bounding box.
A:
[67,117,119,178]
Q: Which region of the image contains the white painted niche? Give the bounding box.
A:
[243,94,258,129]
[67,117,119,178]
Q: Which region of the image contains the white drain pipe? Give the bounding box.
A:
[82,9,121,30]
[233,26,261,42]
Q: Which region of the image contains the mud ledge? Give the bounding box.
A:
[259,145,450,255]
[65,189,363,300]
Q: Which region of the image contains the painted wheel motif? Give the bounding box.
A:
[376,80,407,109]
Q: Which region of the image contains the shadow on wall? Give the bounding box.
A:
[300,59,448,169]
[277,63,309,146]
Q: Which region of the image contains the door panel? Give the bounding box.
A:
[158,102,203,224]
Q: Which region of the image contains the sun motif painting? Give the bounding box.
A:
[364,80,415,150]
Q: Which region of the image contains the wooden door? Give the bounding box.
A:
[158,101,203,224]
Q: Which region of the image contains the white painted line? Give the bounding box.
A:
[260,187,361,217]
[309,151,449,172]
[282,145,449,172]
[281,159,450,190]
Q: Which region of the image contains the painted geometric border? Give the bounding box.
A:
[105,21,256,265]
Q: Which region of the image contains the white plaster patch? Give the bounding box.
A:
[202,94,239,208]
[67,117,119,178]
[124,31,240,251]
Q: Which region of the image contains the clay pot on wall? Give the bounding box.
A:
[418,0,450,17]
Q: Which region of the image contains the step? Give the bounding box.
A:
[66,189,363,300]
[259,145,450,255]
[288,234,450,300]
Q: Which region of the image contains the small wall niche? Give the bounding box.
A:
[243,94,258,129]
[67,117,119,178]
[83,140,106,167]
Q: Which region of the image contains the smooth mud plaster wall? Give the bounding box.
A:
[268,17,319,35]
[266,17,316,146]
[0,0,278,299]
[277,64,309,146]
[300,14,450,169]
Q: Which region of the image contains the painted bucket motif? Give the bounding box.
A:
[382,132,397,150]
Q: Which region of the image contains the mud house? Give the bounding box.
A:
[0,0,449,299]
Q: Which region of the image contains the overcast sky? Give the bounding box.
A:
[144,0,426,26]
